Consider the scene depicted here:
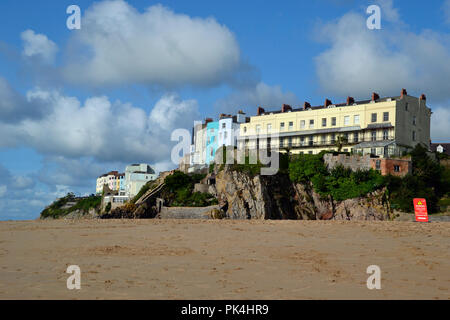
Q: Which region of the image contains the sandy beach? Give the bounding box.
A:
[0,219,449,300]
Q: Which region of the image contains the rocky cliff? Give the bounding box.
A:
[214,165,390,221]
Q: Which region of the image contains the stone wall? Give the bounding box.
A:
[158,205,219,219]
[323,153,372,171]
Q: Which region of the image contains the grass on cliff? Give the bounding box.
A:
[288,145,450,213]
[164,171,217,207]
[289,152,384,201]
[40,193,101,218]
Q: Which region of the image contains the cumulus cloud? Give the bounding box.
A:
[61,0,243,88]
[314,10,450,102]
[431,107,450,141]
[214,82,300,115]
[0,88,199,164]
[0,76,51,123]
[21,29,58,64]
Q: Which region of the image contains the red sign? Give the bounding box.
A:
[414,198,428,222]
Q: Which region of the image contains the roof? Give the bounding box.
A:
[430,143,450,155]
[257,96,401,117]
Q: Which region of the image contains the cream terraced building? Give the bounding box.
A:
[238,89,431,157]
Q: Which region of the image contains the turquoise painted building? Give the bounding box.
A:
[206,121,219,164]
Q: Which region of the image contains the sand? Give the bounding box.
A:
[0,219,448,300]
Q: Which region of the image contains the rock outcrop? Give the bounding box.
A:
[215,165,390,221]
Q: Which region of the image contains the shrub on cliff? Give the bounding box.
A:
[289,154,384,201]
[163,171,216,207]
[40,194,101,218]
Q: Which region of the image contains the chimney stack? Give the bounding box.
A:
[257,107,265,116]
[372,92,380,101]
[303,101,311,110]
[401,88,407,99]
[346,96,355,105]
[205,118,213,125]
[324,99,332,108]
[420,94,426,101]
[281,104,292,112]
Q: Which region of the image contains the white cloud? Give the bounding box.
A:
[314,11,450,102]
[0,185,6,198]
[62,0,242,88]
[431,106,450,141]
[214,82,300,114]
[0,89,199,164]
[21,29,58,64]
[375,0,400,23]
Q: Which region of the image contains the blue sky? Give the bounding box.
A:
[0,0,449,220]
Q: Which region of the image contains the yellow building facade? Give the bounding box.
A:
[238,90,431,157]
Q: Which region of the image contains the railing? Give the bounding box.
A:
[251,136,395,149]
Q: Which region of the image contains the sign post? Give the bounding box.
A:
[413,198,429,222]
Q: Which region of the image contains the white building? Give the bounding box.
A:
[125,164,157,198]
[218,111,247,148]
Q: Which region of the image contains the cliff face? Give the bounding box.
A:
[215,166,390,221]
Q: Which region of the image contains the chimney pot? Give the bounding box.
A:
[346,96,355,105]
[420,94,426,101]
[257,107,265,116]
[401,88,407,98]
[303,101,311,110]
[324,99,332,108]
[372,92,380,101]
[281,104,292,112]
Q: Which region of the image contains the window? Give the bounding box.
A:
[375,160,381,170]
[308,136,313,146]
[344,116,350,125]
[222,123,226,129]
[288,137,293,147]
[300,136,305,145]
[331,133,336,144]
[321,135,326,144]
[343,148,348,152]
[394,165,400,172]
[322,118,327,127]
[413,116,416,125]
[300,120,305,129]
[354,115,360,125]
[308,151,313,155]
[267,123,272,133]
[354,133,359,143]
[309,119,314,128]
[371,113,377,123]
[371,148,376,155]
[412,131,416,141]
[331,117,336,126]
[280,122,285,131]
[279,138,284,148]
[405,103,408,111]
[267,137,271,148]
[288,121,293,131]
[256,125,261,134]
[371,131,377,141]
[383,112,389,122]
[243,127,247,133]
[383,130,388,140]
